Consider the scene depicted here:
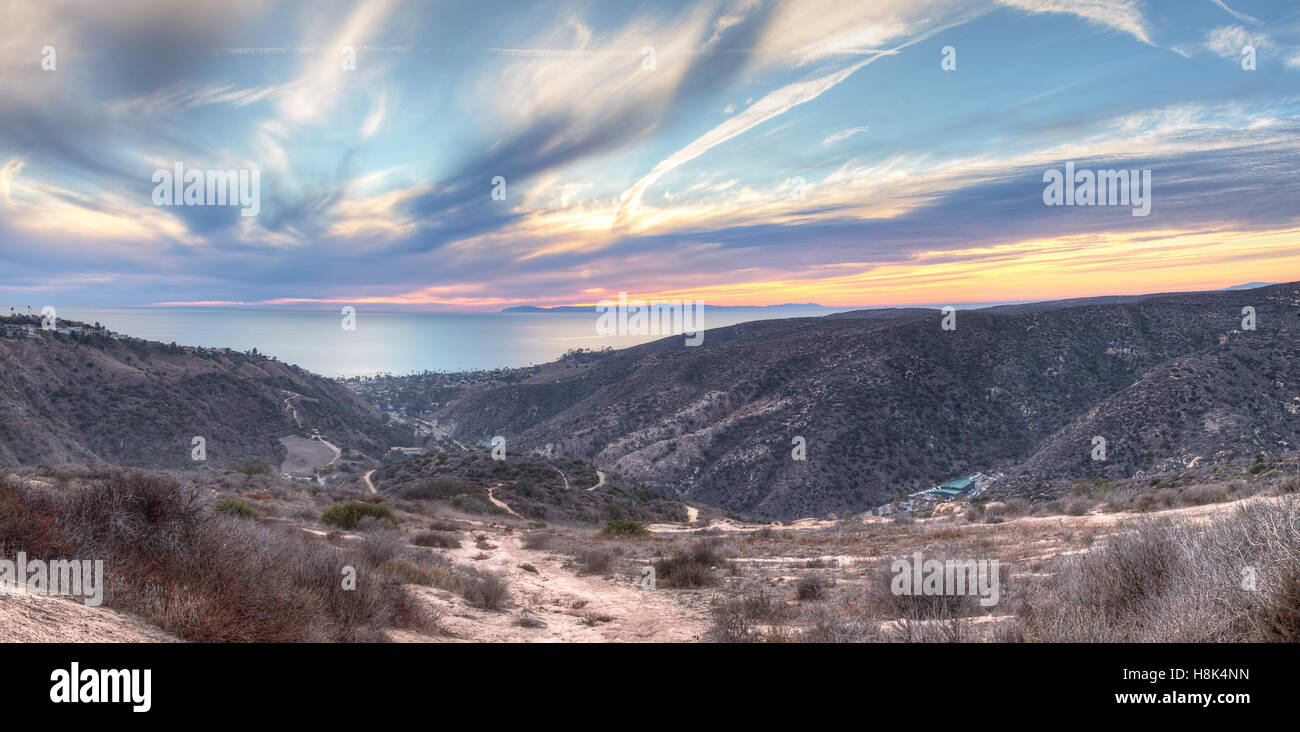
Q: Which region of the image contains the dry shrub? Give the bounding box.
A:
[520,532,552,550]
[1021,497,1300,642]
[800,604,880,643]
[461,570,509,610]
[706,585,791,642]
[1062,498,1090,516]
[0,470,436,641]
[654,538,730,588]
[412,530,460,548]
[796,576,830,601]
[378,556,435,585]
[574,547,615,575]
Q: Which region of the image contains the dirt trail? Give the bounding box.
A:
[281,390,303,427]
[586,470,606,492]
[553,466,570,491]
[316,435,341,465]
[413,530,707,642]
[363,469,377,494]
[485,485,523,519]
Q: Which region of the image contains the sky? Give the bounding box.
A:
[2,0,1299,311]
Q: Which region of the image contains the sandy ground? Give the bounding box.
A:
[0,588,178,643]
[407,528,709,642]
[645,515,838,534]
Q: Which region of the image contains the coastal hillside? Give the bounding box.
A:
[0,323,414,470]
[423,284,1300,519]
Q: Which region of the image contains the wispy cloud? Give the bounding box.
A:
[1209,0,1260,25]
[823,126,869,145]
[996,0,1153,45]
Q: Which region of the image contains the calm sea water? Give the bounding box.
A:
[55,307,856,378]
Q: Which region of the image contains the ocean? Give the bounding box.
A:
[54,306,856,378]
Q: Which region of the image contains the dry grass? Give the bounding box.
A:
[1018,496,1300,642]
[0,469,437,641]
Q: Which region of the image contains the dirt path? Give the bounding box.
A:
[412,530,708,642]
[586,470,606,492]
[363,469,377,494]
[685,505,699,522]
[485,484,523,519]
[553,466,570,491]
[281,390,303,427]
[316,435,341,467]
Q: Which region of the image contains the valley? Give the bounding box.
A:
[3,283,1299,644]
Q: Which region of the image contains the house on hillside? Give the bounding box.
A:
[932,477,976,501]
[389,446,425,456]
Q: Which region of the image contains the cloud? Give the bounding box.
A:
[276,0,398,125]
[615,57,878,221]
[751,0,982,67]
[823,126,869,145]
[1205,25,1270,58]
[3,0,1300,313]
[614,17,962,223]
[1209,0,1260,25]
[359,90,387,139]
[996,0,1153,45]
[0,157,23,204]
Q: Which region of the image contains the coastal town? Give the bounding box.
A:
[2,312,237,357]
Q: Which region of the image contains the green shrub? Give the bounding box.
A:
[214,497,260,519]
[322,501,397,529]
[240,458,272,476]
[599,519,649,537]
